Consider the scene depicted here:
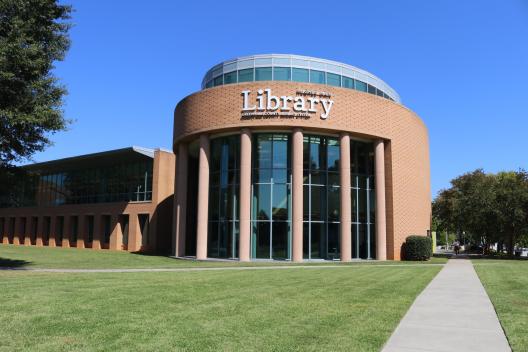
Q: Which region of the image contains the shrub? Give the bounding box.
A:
[403,235,432,261]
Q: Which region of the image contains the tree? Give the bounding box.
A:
[433,169,528,256]
[0,0,72,167]
[493,171,528,256]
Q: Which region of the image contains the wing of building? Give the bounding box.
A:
[1,54,431,261]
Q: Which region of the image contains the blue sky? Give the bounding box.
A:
[39,0,528,197]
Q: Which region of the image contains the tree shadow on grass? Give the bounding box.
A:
[0,257,32,268]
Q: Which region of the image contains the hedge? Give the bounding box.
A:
[403,235,432,261]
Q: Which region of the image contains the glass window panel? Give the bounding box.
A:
[213,75,223,87]
[342,76,354,89]
[272,184,289,221]
[255,67,272,81]
[224,71,237,85]
[255,169,271,184]
[359,189,367,223]
[327,142,340,172]
[352,223,358,258]
[272,222,289,259]
[367,84,376,95]
[255,134,272,169]
[352,188,358,222]
[209,186,219,220]
[355,80,367,92]
[255,222,270,259]
[310,171,326,186]
[272,169,287,184]
[218,221,229,258]
[327,73,341,87]
[310,70,325,84]
[272,138,288,169]
[292,68,309,82]
[303,222,310,259]
[205,80,213,88]
[310,186,325,221]
[359,224,367,259]
[328,172,340,187]
[208,221,219,258]
[369,189,376,223]
[303,185,310,221]
[369,223,376,259]
[327,223,340,260]
[273,67,291,81]
[238,68,254,82]
[328,186,340,222]
[311,223,325,259]
[254,184,271,221]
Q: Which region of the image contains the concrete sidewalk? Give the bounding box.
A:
[382,258,511,352]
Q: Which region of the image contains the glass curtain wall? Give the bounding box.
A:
[0,160,154,208]
[303,135,341,260]
[351,141,376,259]
[251,134,292,260]
[208,135,240,259]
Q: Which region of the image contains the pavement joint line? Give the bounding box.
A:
[0,263,445,273]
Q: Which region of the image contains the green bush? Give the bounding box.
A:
[403,235,432,261]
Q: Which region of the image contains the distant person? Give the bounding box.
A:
[454,241,461,255]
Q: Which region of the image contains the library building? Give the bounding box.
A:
[1,54,431,261]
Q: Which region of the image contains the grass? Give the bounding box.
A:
[473,259,528,351]
[0,264,442,351]
[0,244,447,269]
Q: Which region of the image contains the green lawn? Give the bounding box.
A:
[473,259,528,352]
[0,244,446,269]
[0,264,442,351]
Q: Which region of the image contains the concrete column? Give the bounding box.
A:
[92,215,102,250]
[128,213,141,252]
[239,129,252,262]
[109,214,122,250]
[48,217,57,247]
[13,217,21,245]
[340,133,352,262]
[62,216,71,248]
[174,143,188,257]
[76,216,85,249]
[292,128,304,262]
[375,139,387,261]
[36,216,44,247]
[196,134,210,260]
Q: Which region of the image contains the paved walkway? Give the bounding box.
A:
[382,258,511,352]
[0,262,444,273]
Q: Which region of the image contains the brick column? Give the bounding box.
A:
[48,217,57,247]
[36,216,44,247]
[109,214,122,250]
[62,216,71,248]
[92,215,102,250]
[292,128,304,262]
[23,218,32,246]
[196,134,210,260]
[375,139,387,261]
[174,143,188,257]
[76,216,85,249]
[340,133,352,262]
[1,218,8,244]
[128,213,141,252]
[13,217,21,245]
[239,129,252,262]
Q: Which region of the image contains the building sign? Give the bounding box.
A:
[241,88,334,120]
